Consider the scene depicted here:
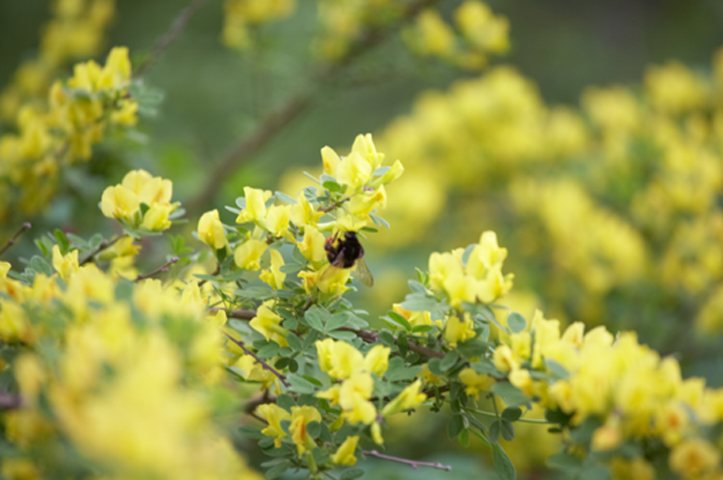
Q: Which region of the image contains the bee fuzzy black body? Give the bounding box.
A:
[323,231,374,287]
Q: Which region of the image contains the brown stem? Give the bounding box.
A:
[135,256,179,282]
[198,264,220,287]
[362,450,452,471]
[244,391,278,413]
[210,307,256,320]
[0,391,22,410]
[0,223,31,257]
[79,234,127,266]
[317,197,350,213]
[134,0,209,77]
[223,332,290,387]
[338,326,444,359]
[188,0,441,214]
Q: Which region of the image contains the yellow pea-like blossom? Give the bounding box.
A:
[197,209,228,250]
[331,435,359,465]
[100,184,139,222]
[250,300,289,346]
[382,380,427,416]
[52,245,79,280]
[289,406,322,455]
[234,238,268,270]
[258,404,291,448]
[363,345,391,377]
[458,368,495,400]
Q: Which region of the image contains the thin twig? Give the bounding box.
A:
[188,0,441,214]
[244,391,278,413]
[79,234,127,266]
[362,450,452,471]
[210,307,256,320]
[198,264,220,287]
[339,326,444,359]
[134,0,209,77]
[223,332,290,387]
[318,197,350,213]
[135,256,179,282]
[0,223,31,257]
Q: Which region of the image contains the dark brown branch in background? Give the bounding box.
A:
[188,0,441,214]
[0,223,31,257]
[79,234,127,266]
[134,0,209,77]
[135,256,179,282]
[362,450,452,471]
[224,332,290,387]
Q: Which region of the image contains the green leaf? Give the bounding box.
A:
[306,421,321,439]
[457,429,470,448]
[369,213,390,229]
[328,330,357,341]
[456,340,489,359]
[265,461,291,479]
[239,425,265,439]
[53,229,70,252]
[492,444,516,480]
[489,420,500,443]
[235,286,275,300]
[448,414,464,439]
[67,233,90,250]
[440,351,458,372]
[302,375,323,387]
[507,313,526,333]
[470,357,502,376]
[492,383,529,408]
[286,334,303,351]
[304,307,326,332]
[386,311,412,331]
[326,312,351,331]
[412,324,433,333]
[385,357,423,381]
[499,419,515,441]
[274,191,297,204]
[340,468,365,480]
[545,359,569,380]
[407,280,427,294]
[378,330,395,346]
[276,394,296,411]
[400,294,437,312]
[29,256,53,276]
[257,344,280,359]
[287,375,316,394]
[501,407,522,422]
[461,243,476,266]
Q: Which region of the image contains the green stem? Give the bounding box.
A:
[465,407,551,424]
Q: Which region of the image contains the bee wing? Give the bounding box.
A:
[354,257,374,287]
[319,260,343,282]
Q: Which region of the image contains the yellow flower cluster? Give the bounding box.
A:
[0,0,115,122]
[0,47,138,216]
[0,258,260,480]
[429,230,514,311]
[403,1,509,70]
[376,47,723,334]
[100,169,177,232]
[222,0,296,50]
[492,312,723,478]
[199,133,403,297]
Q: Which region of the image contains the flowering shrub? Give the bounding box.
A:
[2,1,723,479]
[0,134,720,480]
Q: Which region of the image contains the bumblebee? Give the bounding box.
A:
[322,231,374,287]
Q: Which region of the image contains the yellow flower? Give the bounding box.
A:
[336,151,373,191]
[121,169,152,195]
[509,368,533,396]
[259,249,286,290]
[234,239,268,270]
[265,205,291,238]
[669,438,720,478]
[290,191,322,227]
[531,310,560,369]
[363,345,391,377]
[324,340,364,380]
[339,372,376,425]
[351,133,384,168]
[289,406,322,454]
[510,331,531,360]
[236,187,270,224]
[140,203,172,231]
[139,176,173,207]
[298,225,327,265]
[382,380,427,415]
[444,313,476,347]
[257,404,291,447]
[458,368,494,400]
[100,184,139,222]
[493,345,519,372]
[249,300,289,346]
[331,435,359,466]
[197,209,228,250]
[591,418,622,451]
[52,245,79,280]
